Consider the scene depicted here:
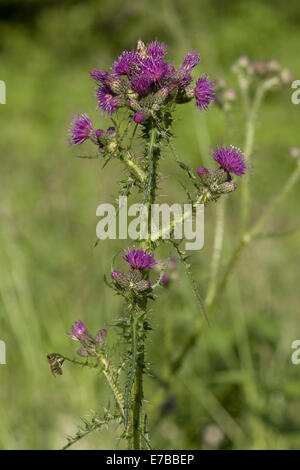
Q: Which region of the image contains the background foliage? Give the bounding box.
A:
[0,0,300,449]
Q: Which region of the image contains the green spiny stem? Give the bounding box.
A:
[141,123,163,250]
[120,151,146,184]
[151,188,210,243]
[125,306,138,435]
[133,343,144,450]
[130,121,165,448]
[96,350,125,418]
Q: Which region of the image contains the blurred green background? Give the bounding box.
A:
[0,0,300,450]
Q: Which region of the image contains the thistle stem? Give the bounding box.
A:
[206,197,226,306]
[120,151,146,183]
[96,350,125,418]
[241,84,265,233]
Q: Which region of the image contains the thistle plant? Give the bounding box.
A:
[49,40,299,450]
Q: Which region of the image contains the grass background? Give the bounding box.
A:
[0,0,300,449]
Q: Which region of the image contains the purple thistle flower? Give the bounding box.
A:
[113,50,140,76]
[68,321,88,341]
[90,69,109,83]
[194,74,215,111]
[123,248,156,270]
[182,50,200,71]
[213,145,249,176]
[139,56,169,84]
[68,113,94,145]
[147,40,166,60]
[96,85,120,115]
[130,73,153,96]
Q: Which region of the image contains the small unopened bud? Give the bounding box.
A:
[152,87,169,110]
[224,88,236,101]
[251,60,267,77]
[127,89,139,101]
[266,60,281,73]
[107,76,123,94]
[134,280,151,292]
[111,270,128,289]
[215,181,237,194]
[77,347,89,357]
[185,86,195,99]
[238,55,250,68]
[95,329,107,347]
[106,126,116,137]
[290,147,300,158]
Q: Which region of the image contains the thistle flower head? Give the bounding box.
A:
[68,113,94,145]
[182,50,200,71]
[139,56,169,84]
[213,145,249,176]
[113,50,140,76]
[90,69,109,82]
[68,321,88,341]
[130,73,153,96]
[96,85,120,115]
[123,248,156,270]
[147,40,166,60]
[194,74,215,111]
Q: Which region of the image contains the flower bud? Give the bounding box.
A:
[77,347,89,357]
[95,329,107,347]
[134,280,151,292]
[290,147,300,159]
[215,181,237,194]
[111,270,129,289]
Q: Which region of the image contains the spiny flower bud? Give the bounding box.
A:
[128,98,140,111]
[106,75,124,94]
[77,347,89,357]
[134,280,151,293]
[111,270,129,289]
[152,87,169,111]
[214,181,237,194]
[184,86,195,100]
[95,329,107,347]
[127,89,139,101]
